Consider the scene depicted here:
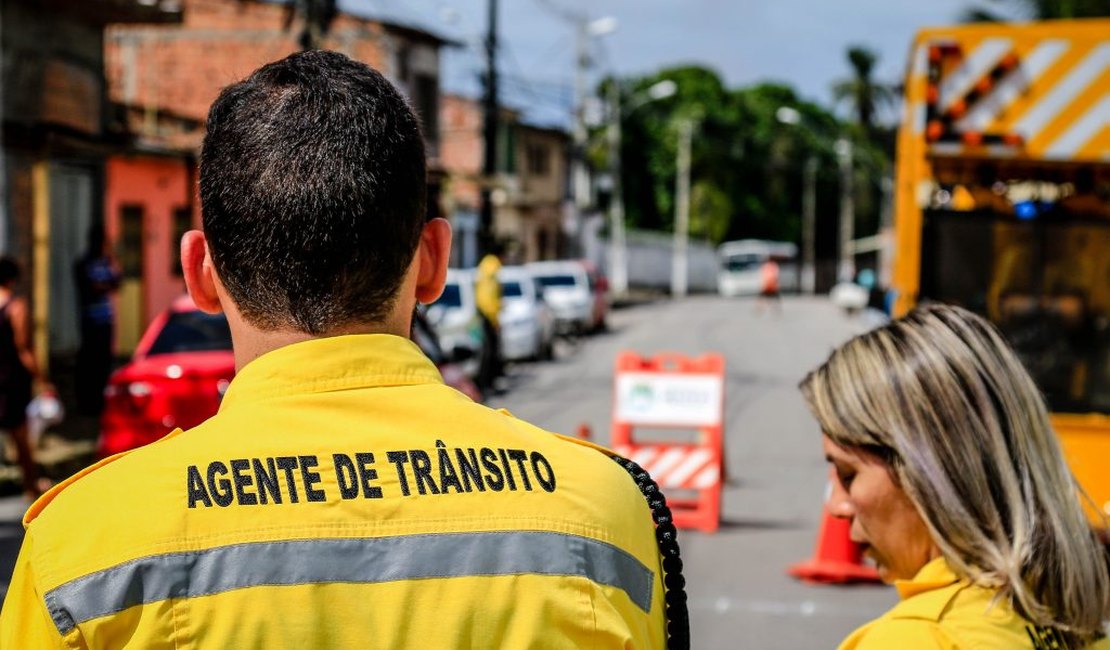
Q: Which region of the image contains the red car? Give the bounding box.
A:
[97,297,482,458]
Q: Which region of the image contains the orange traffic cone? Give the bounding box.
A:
[788,479,882,584]
[576,423,592,441]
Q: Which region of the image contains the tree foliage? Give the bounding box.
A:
[961,0,1110,21]
[831,46,895,135]
[603,65,890,252]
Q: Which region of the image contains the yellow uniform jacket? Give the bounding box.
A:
[839,558,1109,650]
[474,254,502,328]
[0,335,666,649]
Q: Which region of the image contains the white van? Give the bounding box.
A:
[716,240,798,297]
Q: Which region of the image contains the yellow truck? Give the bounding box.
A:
[891,19,1109,520]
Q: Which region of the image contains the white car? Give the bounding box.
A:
[425,269,486,378]
[499,266,556,362]
[527,260,602,335]
[830,281,869,312]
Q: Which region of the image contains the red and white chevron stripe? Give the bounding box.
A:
[615,444,720,490]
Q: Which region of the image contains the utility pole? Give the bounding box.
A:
[606,82,628,297]
[571,18,591,257]
[671,118,694,298]
[835,138,854,282]
[801,156,817,294]
[478,0,499,259]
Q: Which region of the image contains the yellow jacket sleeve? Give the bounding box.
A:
[0,532,73,650]
[841,618,959,650]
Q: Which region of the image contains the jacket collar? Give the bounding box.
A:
[894,557,961,600]
[219,334,443,410]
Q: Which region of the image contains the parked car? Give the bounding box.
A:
[527,260,608,334]
[98,296,235,459]
[410,310,483,402]
[498,265,555,361]
[425,268,487,379]
[97,296,482,458]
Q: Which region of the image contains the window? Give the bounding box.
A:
[526,143,550,176]
[119,205,144,279]
[171,206,191,276]
[413,73,439,152]
[498,123,516,174]
[147,311,232,356]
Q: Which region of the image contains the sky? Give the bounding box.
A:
[346,0,999,126]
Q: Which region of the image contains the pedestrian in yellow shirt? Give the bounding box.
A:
[800,304,1109,650]
[0,50,684,649]
[474,252,503,390]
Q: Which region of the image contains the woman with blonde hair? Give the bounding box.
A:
[801,303,1109,649]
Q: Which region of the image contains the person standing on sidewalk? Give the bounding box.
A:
[0,51,682,649]
[73,224,121,416]
[0,258,49,499]
[474,251,504,391]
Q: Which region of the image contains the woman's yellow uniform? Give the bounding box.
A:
[840,558,1109,650]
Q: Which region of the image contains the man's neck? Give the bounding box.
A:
[230,318,410,372]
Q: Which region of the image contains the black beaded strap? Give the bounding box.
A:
[612,455,690,650]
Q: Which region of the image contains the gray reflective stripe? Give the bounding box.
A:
[45,531,654,634]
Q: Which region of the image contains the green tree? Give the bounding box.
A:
[962,0,1110,21]
[831,46,895,136]
[606,66,891,254]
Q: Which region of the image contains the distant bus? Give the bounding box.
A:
[716,240,798,297]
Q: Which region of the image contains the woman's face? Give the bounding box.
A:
[823,436,938,583]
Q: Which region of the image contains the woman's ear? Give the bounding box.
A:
[181,230,223,314]
[414,218,452,305]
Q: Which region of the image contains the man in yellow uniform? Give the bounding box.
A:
[474,252,503,390]
[0,51,680,648]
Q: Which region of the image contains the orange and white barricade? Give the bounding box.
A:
[610,351,725,533]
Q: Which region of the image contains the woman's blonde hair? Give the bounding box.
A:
[800,303,1109,646]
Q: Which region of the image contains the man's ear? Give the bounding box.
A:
[181,230,223,314]
[414,218,452,305]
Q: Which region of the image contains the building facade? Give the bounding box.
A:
[439,93,570,267]
[103,0,450,351]
[1,0,182,368]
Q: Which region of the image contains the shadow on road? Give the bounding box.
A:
[717,516,803,532]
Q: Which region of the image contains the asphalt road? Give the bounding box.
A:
[0,295,897,647]
[487,295,898,649]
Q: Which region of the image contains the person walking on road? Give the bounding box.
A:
[800,304,1109,649]
[0,51,683,649]
[0,258,49,499]
[755,257,781,315]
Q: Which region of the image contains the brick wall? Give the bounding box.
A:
[106,0,389,148]
[439,93,483,211]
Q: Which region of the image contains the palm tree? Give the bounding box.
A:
[831,46,894,135]
[961,0,1110,21]
[237,0,338,50]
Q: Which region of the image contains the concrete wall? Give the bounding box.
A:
[588,222,719,293]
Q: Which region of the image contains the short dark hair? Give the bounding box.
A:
[0,257,20,287]
[200,50,427,333]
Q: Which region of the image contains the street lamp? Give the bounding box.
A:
[571,15,618,257]
[775,106,817,294]
[835,137,855,282]
[608,79,677,297]
[671,116,697,298]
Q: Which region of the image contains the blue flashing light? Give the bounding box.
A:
[1015,201,1039,221]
